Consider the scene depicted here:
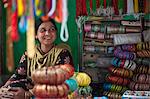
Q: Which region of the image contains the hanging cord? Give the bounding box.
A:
[47,0,56,17]
[127,0,134,14]
[60,0,69,42]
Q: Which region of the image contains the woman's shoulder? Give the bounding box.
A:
[55,43,71,52]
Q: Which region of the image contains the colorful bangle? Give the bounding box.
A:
[120,59,125,68]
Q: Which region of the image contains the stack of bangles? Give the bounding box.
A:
[135,65,150,74]
[106,26,125,34]
[85,32,105,40]
[108,66,133,78]
[91,25,105,32]
[136,42,150,50]
[111,57,136,71]
[136,50,150,57]
[135,58,150,66]
[114,48,136,60]
[116,44,136,52]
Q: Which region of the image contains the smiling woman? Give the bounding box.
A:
[36,20,57,48]
[0,17,74,99]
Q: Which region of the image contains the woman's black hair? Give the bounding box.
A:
[35,17,57,33]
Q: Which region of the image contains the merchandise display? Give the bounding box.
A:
[76,0,150,97]
[122,90,150,99]
[0,0,150,98]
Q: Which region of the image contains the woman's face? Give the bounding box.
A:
[37,21,57,46]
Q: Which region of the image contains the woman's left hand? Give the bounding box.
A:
[10,87,26,99]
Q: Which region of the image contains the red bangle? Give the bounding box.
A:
[120,59,125,68]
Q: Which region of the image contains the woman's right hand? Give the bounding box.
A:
[0,86,14,99]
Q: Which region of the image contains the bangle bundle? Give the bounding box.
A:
[114,48,136,60]
[116,44,136,52]
[135,58,150,66]
[104,34,114,39]
[108,66,133,78]
[125,27,141,33]
[75,72,91,87]
[129,81,150,91]
[31,64,74,98]
[65,78,78,92]
[31,64,74,85]
[85,32,105,40]
[77,86,92,96]
[136,42,150,51]
[84,45,107,53]
[111,57,136,71]
[91,24,105,32]
[32,83,69,98]
[103,91,122,99]
[106,75,130,86]
[132,74,150,84]
[103,83,128,93]
[84,23,91,32]
[106,26,125,34]
[136,50,150,57]
[135,65,150,74]
[114,33,141,45]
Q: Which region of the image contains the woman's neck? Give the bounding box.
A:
[40,44,54,53]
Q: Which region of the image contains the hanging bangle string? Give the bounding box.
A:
[60,0,69,42]
[127,0,134,14]
[92,0,97,13]
[86,0,91,14]
[145,0,150,13]
[134,0,139,13]
[112,0,119,15]
[118,0,124,14]
[17,0,24,16]
[138,0,144,13]
[124,0,127,14]
[47,0,56,17]
[96,0,100,9]
[104,0,106,8]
